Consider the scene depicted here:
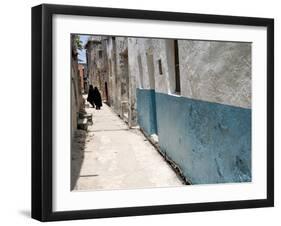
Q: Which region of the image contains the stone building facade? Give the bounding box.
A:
[71,36,85,136]
[78,63,86,93]
[86,36,135,125]
[86,35,252,184]
[85,36,110,103]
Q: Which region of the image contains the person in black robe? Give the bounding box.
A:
[93,86,102,110]
[87,85,95,108]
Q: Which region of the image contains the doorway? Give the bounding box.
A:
[105,82,109,105]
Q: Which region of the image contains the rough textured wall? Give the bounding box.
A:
[99,37,109,101]
[86,41,100,89]
[105,38,115,106]
[134,38,252,184]
[85,36,109,100]
[78,64,85,92]
[155,92,251,184]
[115,37,128,116]
[127,38,139,126]
[136,89,158,135]
[106,37,118,110]
[71,36,85,137]
[178,40,251,108]
[154,40,252,184]
[128,38,155,90]
[71,64,78,136]
[151,39,171,93]
[129,38,158,130]
[86,42,94,86]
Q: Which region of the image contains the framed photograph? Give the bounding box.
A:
[31,4,274,221]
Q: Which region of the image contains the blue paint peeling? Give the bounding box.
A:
[136,89,158,135]
[137,88,251,184]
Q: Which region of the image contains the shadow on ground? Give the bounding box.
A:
[71,129,87,190]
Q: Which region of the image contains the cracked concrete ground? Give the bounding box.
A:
[71,103,183,191]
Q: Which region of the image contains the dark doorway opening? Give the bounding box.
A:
[174,40,181,94]
[105,82,109,105]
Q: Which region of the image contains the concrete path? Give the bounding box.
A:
[72,103,183,191]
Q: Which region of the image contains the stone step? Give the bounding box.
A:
[78,118,88,130]
[84,113,93,125]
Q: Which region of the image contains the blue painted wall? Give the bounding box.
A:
[137,89,251,184]
[155,92,251,184]
[136,89,158,135]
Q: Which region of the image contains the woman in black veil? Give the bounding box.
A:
[87,85,95,108]
[93,87,102,110]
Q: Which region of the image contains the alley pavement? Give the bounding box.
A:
[72,102,183,191]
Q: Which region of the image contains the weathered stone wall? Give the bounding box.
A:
[105,37,116,107]
[78,64,85,93]
[85,36,109,100]
[114,37,129,117]
[71,62,78,136]
[178,40,251,108]
[133,38,252,184]
[150,39,175,93]
[71,36,85,136]
[85,40,94,86]
[128,38,158,130]
[87,36,137,125]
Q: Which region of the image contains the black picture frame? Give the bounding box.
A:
[31,4,274,222]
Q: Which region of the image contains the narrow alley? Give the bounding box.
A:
[71,101,183,191]
[71,34,252,188]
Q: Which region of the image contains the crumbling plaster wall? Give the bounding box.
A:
[105,38,116,107]
[178,40,251,108]
[115,37,129,116]
[129,38,159,134]
[134,38,252,184]
[71,36,85,137]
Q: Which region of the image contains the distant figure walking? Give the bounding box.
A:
[87,85,95,108]
[93,87,102,110]
[87,85,102,110]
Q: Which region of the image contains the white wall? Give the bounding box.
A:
[178,40,251,108]
[128,38,155,90]
[129,38,178,93]
[0,0,279,226]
